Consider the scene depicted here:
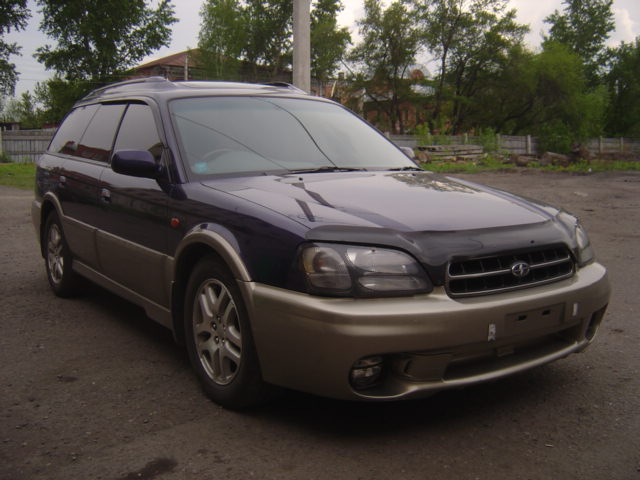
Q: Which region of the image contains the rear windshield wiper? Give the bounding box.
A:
[287,166,367,174]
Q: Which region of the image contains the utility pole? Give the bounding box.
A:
[293,0,311,93]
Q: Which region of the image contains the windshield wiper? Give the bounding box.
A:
[387,166,423,171]
[287,166,367,174]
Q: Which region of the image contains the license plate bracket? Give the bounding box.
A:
[505,303,564,336]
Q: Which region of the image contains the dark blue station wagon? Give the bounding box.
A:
[33,78,610,408]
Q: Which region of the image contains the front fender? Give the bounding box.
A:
[170,224,252,345]
[174,223,251,282]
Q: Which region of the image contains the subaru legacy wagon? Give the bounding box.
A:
[33,78,610,408]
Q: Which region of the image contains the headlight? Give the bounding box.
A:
[558,212,595,267]
[575,224,595,266]
[300,243,432,297]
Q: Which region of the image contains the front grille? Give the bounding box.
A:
[447,246,574,297]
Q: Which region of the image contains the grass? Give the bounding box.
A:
[0,156,637,190]
[422,155,640,174]
[423,155,508,173]
[0,162,36,190]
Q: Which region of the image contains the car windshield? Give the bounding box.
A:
[169,96,416,177]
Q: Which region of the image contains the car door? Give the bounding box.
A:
[56,103,126,270]
[96,102,172,307]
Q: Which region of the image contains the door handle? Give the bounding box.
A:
[100,188,111,203]
[59,175,66,188]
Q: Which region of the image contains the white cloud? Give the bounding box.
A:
[609,8,637,46]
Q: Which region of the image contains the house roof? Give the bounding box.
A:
[136,49,200,69]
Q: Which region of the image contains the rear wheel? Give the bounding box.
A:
[184,256,271,409]
[44,212,80,297]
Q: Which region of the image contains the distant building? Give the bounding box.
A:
[133,50,203,81]
[132,51,430,133]
[133,50,322,95]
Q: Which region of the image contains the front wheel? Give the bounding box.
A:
[43,212,80,297]
[184,256,271,409]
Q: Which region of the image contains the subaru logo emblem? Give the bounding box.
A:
[511,261,530,278]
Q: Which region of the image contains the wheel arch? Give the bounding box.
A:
[171,228,252,346]
[39,193,64,258]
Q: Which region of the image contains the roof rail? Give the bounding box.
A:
[81,76,170,101]
[261,81,306,94]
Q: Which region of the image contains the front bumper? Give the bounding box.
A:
[244,262,610,401]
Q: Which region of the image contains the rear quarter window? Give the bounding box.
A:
[48,105,99,155]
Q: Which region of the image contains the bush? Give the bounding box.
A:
[415,124,456,146]
[537,121,573,154]
[477,128,499,152]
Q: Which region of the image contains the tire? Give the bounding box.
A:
[43,212,81,297]
[184,256,271,409]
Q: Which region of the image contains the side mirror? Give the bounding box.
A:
[399,146,416,159]
[111,150,161,178]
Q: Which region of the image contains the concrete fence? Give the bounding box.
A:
[389,134,640,156]
[1,129,639,163]
[0,129,55,163]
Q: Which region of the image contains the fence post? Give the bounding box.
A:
[599,136,603,155]
[463,133,468,145]
[620,137,624,153]
[0,128,3,155]
[496,134,501,151]
[526,135,532,155]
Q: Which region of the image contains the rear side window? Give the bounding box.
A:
[113,104,163,161]
[76,104,126,162]
[48,105,99,155]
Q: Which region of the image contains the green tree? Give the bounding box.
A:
[243,0,292,80]
[198,0,350,85]
[0,96,20,122]
[460,44,536,133]
[34,77,93,125]
[606,38,640,136]
[544,0,614,84]
[414,0,528,133]
[35,0,177,81]
[0,0,30,96]
[3,91,42,128]
[467,42,606,151]
[198,0,292,81]
[311,0,351,85]
[350,0,420,133]
[198,0,247,80]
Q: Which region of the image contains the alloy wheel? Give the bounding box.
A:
[192,279,242,385]
[47,223,64,284]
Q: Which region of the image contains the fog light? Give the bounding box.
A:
[350,356,384,390]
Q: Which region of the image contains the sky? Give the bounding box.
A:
[4,0,640,97]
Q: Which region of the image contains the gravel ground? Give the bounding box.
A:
[1,170,639,480]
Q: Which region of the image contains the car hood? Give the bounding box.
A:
[201,171,556,232]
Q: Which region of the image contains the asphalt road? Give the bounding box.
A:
[1,171,639,480]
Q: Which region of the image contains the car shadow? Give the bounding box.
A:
[78,281,185,358]
[246,364,575,438]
